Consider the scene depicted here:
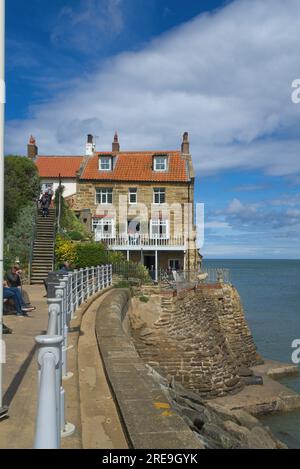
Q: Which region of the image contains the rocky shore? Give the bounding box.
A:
[147,366,286,449]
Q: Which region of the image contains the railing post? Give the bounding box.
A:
[91,266,95,295]
[34,335,63,449]
[85,267,89,298]
[74,270,79,310]
[80,268,84,304]
[68,272,75,319]
[55,283,72,380]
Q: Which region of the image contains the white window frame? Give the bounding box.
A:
[99,156,112,171]
[95,188,113,205]
[129,188,137,204]
[93,217,115,239]
[153,188,166,205]
[150,219,169,239]
[154,156,167,171]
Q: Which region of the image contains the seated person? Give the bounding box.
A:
[6,265,31,305]
[3,281,35,317]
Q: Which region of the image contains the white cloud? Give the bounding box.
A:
[6,0,300,178]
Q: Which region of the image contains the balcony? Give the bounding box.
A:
[94,233,186,250]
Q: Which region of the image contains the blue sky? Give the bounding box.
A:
[5,0,300,259]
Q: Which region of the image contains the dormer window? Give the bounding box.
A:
[154,155,167,172]
[99,156,112,171]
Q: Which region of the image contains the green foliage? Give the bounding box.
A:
[55,186,89,238]
[68,231,85,241]
[4,203,36,271]
[139,295,149,303]
[115,280,130,289]
[55,234,78,266]
[5,156,40,228]
[75,242,108,268]
[113,260,151,283]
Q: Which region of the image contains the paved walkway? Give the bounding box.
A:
[0,285,49,448]
[0,284,127,449]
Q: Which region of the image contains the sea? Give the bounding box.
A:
[203,259,300,449]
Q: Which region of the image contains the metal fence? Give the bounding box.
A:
[159,268,230,292]
[34,265,112,449]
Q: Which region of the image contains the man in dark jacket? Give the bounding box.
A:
[40,192,50,217]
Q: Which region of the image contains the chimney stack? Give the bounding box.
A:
[181,131,189,154]
[27,135,38,160]
[112,131,120,153]
[86,134,95,156]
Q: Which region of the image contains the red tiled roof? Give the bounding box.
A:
[36,156,83,178]
[80,151,189,182]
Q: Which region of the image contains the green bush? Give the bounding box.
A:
[139,295,149,303]
[5,156,40,229]
[68,231,84,241]
[4,203,36,271]
[75,242,108,268]
[115,280,130,288]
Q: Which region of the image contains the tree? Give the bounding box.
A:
[4,155,40,228]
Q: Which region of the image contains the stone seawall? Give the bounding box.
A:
[132,283,262,398]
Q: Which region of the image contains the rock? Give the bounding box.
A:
[238,365,254,377]
[140,327,154,337]
[201,423,242,449]
[247,426,278,449]
[241,375,263,386]
[205,402,239,423]
[231,409,260,429]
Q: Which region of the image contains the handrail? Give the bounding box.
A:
[28,199,39,284]
[34,264,113,448]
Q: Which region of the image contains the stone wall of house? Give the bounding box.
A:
[131,284,262,398]
[73,180,199,269]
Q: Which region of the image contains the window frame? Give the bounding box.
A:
[153,187,166,205]
[95,188,113,205]
[129,188,137,204]
[150,219,169,239]
[92,217,115,239]
[98,156,112,171]
[154,156,167,172]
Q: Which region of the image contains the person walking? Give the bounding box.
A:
[39,192,50,217]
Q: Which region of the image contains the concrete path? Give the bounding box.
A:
[0,285,49,448]
[78,292,128,449]
[0,284,127,449]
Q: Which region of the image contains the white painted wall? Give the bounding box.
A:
[40,178,77,198]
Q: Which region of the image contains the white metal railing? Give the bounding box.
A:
[34,265,112,449]
[95,233,185,248]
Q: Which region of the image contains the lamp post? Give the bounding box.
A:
[0,0,8,418]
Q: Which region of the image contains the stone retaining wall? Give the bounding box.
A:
[132,283,262,398]
[94,289,203,449]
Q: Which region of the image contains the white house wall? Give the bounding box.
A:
[40,179,77,198]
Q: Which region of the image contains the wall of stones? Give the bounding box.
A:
[132,284,262,398]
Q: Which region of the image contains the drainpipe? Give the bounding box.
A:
[0,0,8,418]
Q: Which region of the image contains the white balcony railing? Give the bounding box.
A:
[95,233,186,248]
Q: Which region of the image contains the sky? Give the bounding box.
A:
[5,0,300,259]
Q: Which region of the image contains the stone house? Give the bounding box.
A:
[30,132,200,278]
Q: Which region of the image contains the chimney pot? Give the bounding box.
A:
[112,131,120,152]
[86,134,95,156]
[27,135,38,160]
[181,131,190,154]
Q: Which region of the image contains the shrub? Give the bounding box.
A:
[55,234,77,265]
[139,295,149,303]
[68,231,84,241]
[4,203,36,271]
[115,280,130,288]
[75,242,108,268]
